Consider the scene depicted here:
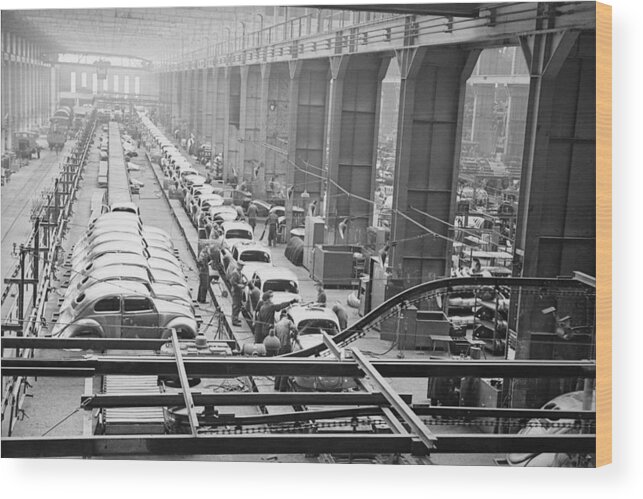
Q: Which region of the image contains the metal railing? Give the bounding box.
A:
[1,115,97,436]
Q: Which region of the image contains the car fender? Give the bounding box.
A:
[162,318,197,339]
[60,318,105,338]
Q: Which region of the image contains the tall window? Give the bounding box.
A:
[81,71,87,88]
[113,74,119,93]
[92,73,98,93]
[102,77,108,92]
[134,76,141,95]
[70,71,76,92]
[124,75,130,94]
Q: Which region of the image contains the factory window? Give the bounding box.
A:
[92,73,98,93]
[134,76,140,95]
[70,71,76,93]
[113,74,119,93]
[102,77,108,92]
[81,72,87,88]
[124,75,130,94]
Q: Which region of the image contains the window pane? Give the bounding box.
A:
[124,297,153,312]
[94,297,120,312]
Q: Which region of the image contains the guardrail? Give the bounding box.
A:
[160,3,595,71]
[1,114,97,437]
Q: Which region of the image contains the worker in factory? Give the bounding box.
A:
[247,202,258,234]
[254,291,298,343]
[315,281,327,306]
[196,247,211,304]
[264,209,279,247]
[273,313,298,391]
[332,302,349,330]
[235,204,246,221]
[247,281,261,315]
[207,230,223,274]
[229,261,247,327]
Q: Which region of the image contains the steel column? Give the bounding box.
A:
[515,29,595,278]
[325,54,390,243]
[390,46,480,285]
[286,59,329,230]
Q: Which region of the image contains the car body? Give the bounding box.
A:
[71,240,150,268]
[89,212,142,231]
[220,220,254,250]
[185,184,215,210]
[67,264,187,296]
[53,281,197,340]
[63,274,192,315]
[73,232,173,259]
[246,266,300,311]
[147,247,180,266]
[208,205,238,225]
[226,242,272,280]
[110,202,140,216]
[191,193,224,223]
[269,205,286,218]
[506,391,596,467]
[286,305,354,392]
[79,225,171,248]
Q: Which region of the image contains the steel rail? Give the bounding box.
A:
[0,433,595,458]
[351,347,437,451]
[286,275,593,358]
[1,357,596,378]
[0,337,236,350]
[80,392,411,409]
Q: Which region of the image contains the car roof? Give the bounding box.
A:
[80,265,150,282]
[222,221,253,230]
[252,266,298,282]
[110,201,138,212]
[233,241,271,253]
[287,305,339,327]
[74,280,151,309]
[83,253,150,269]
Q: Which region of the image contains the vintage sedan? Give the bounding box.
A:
[208,205,239,226]
[245,266,300,313]
[63,273,192,314]
[223,242,272,281]
[73,232,173,259]
[506,390,596,467]
[67,264,188,296]
[71,240,150,268]
[192,193,225,224]
[74,253,183,280]
[220,220,254,250]
[286,305,355,392]
[52,281,197,340]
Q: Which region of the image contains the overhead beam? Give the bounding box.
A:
[351,347,437,451]
[1,433,595,459]
[1,434,416,458]
[2,358,597,379]
[80,392,409,408]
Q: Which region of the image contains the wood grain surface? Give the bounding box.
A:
[596,1,612,467]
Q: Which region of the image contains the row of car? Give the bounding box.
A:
[137,115,344,352]
[52,147,199,341]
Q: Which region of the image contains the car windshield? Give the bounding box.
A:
[226,229,252,240]
[298,319,339,336]
[264,279,298,294]
[240,251,271,263]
